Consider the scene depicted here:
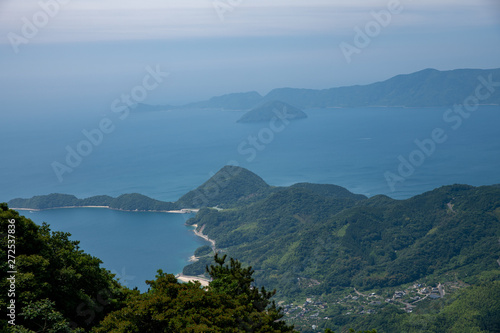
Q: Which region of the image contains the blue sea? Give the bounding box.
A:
[2,106,500,290]
[24,208,205,291]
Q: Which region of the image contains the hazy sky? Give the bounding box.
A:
[1,0,500,112]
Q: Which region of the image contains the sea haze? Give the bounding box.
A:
[1,106,499,202]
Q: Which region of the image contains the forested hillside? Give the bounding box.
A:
[177,165,273,208]
[183,168,500,332]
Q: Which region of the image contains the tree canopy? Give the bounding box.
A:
[94,254,295,333]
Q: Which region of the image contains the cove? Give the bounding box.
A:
[24,207,210,292]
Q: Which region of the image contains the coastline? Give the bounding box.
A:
[191,223,217,252]
[177,223,217,287]
[12,206,199,214]
[15,204,213,287]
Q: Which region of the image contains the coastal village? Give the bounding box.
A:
[280,280,468,330]
[177,221,471,330]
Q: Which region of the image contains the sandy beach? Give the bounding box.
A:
[192,224,217,251]
[177,223,217,287]
[12,206,200,214]
[13,206,110,211]
[167,209,200,214]
[176,273,211,287]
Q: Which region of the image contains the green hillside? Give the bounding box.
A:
[182,168,500,332]
[176,165,272,208]
[8,193,178,212]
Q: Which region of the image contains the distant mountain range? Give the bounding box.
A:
[134,68,500,112]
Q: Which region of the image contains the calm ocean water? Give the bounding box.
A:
[24,208,207,292]
[2,106,499,202]
[2,106,499,289]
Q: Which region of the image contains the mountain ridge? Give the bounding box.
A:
[136,68,500,111]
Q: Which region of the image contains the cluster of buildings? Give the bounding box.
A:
[281,281,466,323]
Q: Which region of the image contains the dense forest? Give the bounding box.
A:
[185,179,500,292]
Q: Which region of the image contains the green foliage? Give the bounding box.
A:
[0,205,127,331]
[7,193,178,211]
[8,194,81,210]
[11,299,84,333]
[194,245,213,257]
[1,204,297,332]
[177,165,271,208]
[108,193,177,211]
[94,254,296,332]
[344,280,500,332]
[182,256,214,276]
[185,183,500,299]
[290,183,367,201]
[432,280,500,332]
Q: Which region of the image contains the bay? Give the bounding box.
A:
[24,208,207,292]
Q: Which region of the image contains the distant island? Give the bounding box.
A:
[237,100,307,123]
[134,68,500,111]
[8,193,179,212]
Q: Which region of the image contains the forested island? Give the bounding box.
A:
[236,101,307,123]
[3,166,500,332]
